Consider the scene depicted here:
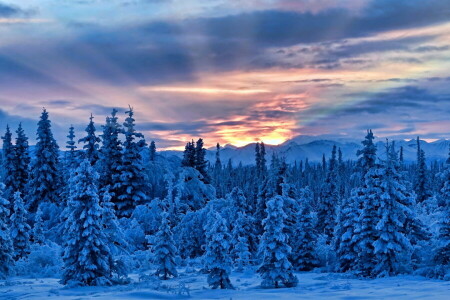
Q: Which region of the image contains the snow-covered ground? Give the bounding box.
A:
[1,270,449,300]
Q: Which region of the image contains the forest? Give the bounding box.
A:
[0,107,449,296]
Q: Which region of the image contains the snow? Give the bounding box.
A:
[1,271,449,299]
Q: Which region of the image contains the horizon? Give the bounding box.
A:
[1,1,450,149]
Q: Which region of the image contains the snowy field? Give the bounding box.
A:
[1,271,449,300]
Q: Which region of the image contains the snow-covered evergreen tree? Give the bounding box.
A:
[100,189,127,259]
[0,184,14,279]
[195,138,210,184]
[291,198,318,271]
[1,125,15,201]
[335,193,359,272]
[152,212,178,280]
[372,142,412,277]
[181,140,196,168]
[204,211,233,289]
[434,146,450,271]
[65,125,78,169]
[257,195,298,288]
[98,110,123,198]
[149,140,156,162]
[28,109,61,213]
[231,210,257,260]
[234,236,251,272]
[175,167,215,213]
[113,107,148,218]
[33,205,45,245]
[415,137,431,203]
[347,130,381,277]
[79,114,101,166]
[10,192,30,260]
[317,145,338,243]
[62,160,114,286]
[12,123,30,196]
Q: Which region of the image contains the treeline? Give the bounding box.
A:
[0,108,449,288]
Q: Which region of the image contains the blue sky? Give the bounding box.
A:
[1,0,450,148]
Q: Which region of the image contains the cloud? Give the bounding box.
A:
[0,2,23,17]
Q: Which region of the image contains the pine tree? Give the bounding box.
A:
[149,140,156,162]
[78,114,101,166]
[62,160,113,286]
[12,123,30,195]
[113,107,148,218]
[28,109,61,213]
[153,212,178,280]
[98,109,123,197]
[204,211,233,289]
[10,192,31,260]
[372,141,412,277]
[0,184,14,279]
[1,125,15,201]
[257,195,298,288]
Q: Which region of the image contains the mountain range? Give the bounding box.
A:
[161,135,450,166]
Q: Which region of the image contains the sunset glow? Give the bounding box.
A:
[0,0,449,149]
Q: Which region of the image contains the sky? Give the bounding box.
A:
[0,0,450,149]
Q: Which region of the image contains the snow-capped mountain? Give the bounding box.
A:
[162,135,450,165]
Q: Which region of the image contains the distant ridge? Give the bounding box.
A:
[162,135,450,166]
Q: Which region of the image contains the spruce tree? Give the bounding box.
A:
[372,142,412,277]
[415,137,430,203]
[291,199,318,271]
[255,142,261,178]
[98,109,123,197]
[231,210,257,259]
[195,138,210,184]
[234,236,251,272]
[12,123,30,195]
[339,130,378,276]
[318,145,338,243]
[1,125,14,201]
[28,109,61,213]
[113,107,148,218]
[257,195,298,288]
[0,184,14,279]
[62,160,113,286]
[100,189,127,258]
[65,125,78,170]
[213,143,223,198]
[260,142,267,178]
[149,140,156,162]
[78,114,101,166]
[434,144,450,271]
[181,140,196,168]
[335,193,359,272]
[153,212,178,280]
[10,192,30,260]
[33,205,45,245]
[204,211,233,289]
